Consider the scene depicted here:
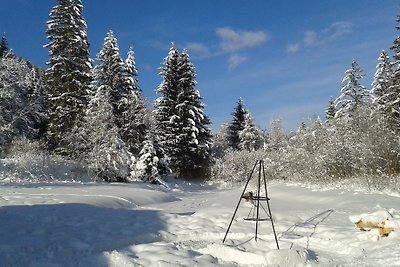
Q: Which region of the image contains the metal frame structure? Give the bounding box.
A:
[222,160,280,249]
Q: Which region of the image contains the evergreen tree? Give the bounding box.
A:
[135,134,159,183]
[45,0,92,153]
[391,15,400,71]
[154,45,212,179]
[386,15,400,131]
[227,98,247,150]
[334,59,371,118]
[325,97,336,123]
[0,33,9,57]
[372,50,393,109]
[171,48,213,178]
[85,85,132,182]
[238,112,263,151]
[93,31,125,112]
[119,47,148,155]
[154,43,180,162]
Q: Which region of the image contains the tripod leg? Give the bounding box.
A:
[261,160,280,250]
[255,160,262,241]
[223,160,258,244]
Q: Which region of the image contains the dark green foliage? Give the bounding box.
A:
[0,33,9,57]
[227,98,247,150]
[325,97,336,123]
[119,48,148,155]
[154,44,180,160]
[44,0,92,154]
[154,45,213,179]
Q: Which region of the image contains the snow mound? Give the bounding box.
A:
[197,244,310,266]
[349,209,400,240]
[349,210,392,224]
[265,248,311,266]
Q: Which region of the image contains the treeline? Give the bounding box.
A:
[0,0,212,182]
[212,15,400,191]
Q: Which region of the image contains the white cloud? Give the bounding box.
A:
[287,43,300,54]
[185,42,211,58]
[322,21,353,42]
[288,21,353,54]
[303,30,317,45]
[228,54,247,70]
[216,27,269,52]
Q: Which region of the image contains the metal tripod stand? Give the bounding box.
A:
[223,160,280,249]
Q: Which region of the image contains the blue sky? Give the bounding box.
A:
[1,0,399,132]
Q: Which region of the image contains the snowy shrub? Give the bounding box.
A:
[211,149,268,184]
[5,136,44,163]
[0,137,92,183]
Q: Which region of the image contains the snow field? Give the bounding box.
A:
[0,181,400,266]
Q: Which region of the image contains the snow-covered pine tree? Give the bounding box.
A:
[227,98,247,150]
[0,33,9,57]
[44,0,92,154]
[135,133,159,183]
[85,85,132,182]
[386,15,400,131]
[372,50,393,109]
[238,112,263,151]
[334,59,371,118]
[170,48,213,179]
[391,15,400,71]
[119,47,148,155]
[325,97,336,124]
[154,43,180,163]
[94,31,125,113]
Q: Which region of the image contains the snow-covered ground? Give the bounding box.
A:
[1,178,400,266]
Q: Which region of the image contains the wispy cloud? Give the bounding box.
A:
[185,42,211,59]
[214,27,269,69]
[228,54,247,70]
[216,27,269,52]
[287,43,300,54]
[303,30,317,45]
[321,21,353,42]
[288,21,354,54]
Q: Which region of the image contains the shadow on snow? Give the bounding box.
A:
[0,203,166,267]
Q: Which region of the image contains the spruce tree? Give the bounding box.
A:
[154,45,212,179]
[227,98,247,150]
[372,50,393,109]
[119,47,148,155]
[0,33,9,57]
[238,112,263,151]
[45,0,92,153]
[85,85,132,182]
[135,134,159,183]
[386,14,400,131]
[154,43,180,162]
[334,59,371,118]
[325,97,336,123]
[172,48,213,178]
[94,31,125,112]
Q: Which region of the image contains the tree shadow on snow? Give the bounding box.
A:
[0,203,166,267]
